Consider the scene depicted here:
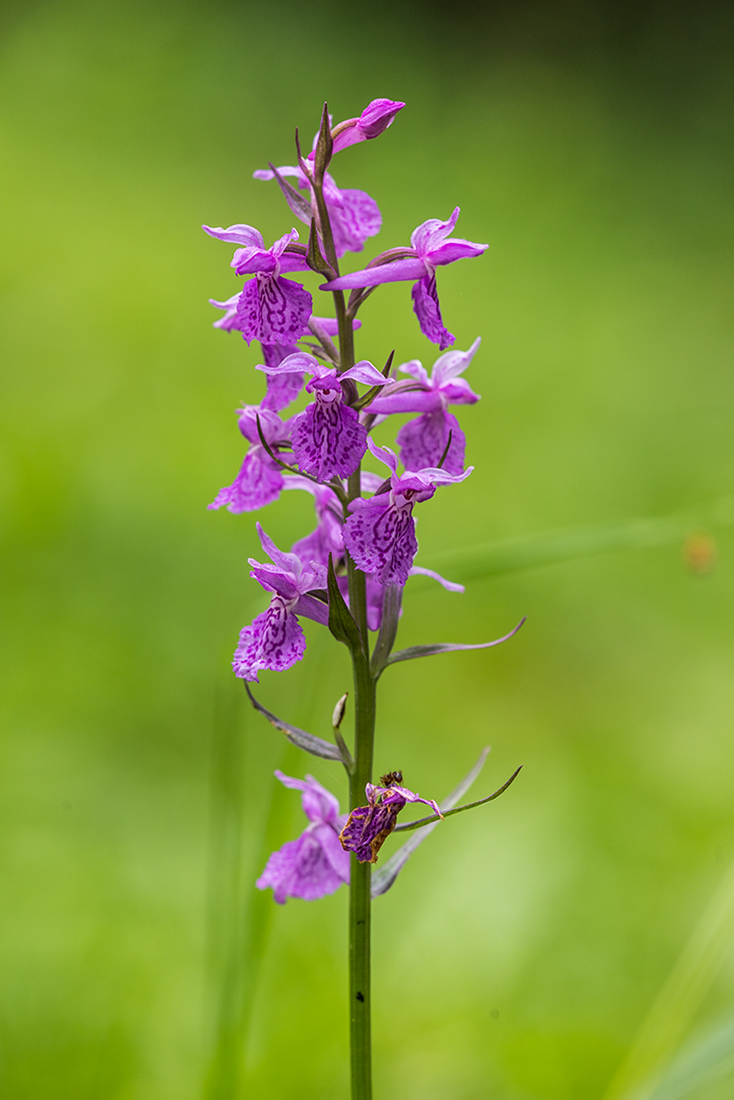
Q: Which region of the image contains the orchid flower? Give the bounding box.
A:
[232,524,328,682]
[343,439,473,586]
[321,209,487,350]
[253,165,382,258]
[339,773,442,864]
[327,98,406,154]
[203,224,312,345]
[258,352,392,481]
[208,406,291,514]
[257,771,350,903]
[369,338,482,473]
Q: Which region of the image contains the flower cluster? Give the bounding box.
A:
[205,99,494,903]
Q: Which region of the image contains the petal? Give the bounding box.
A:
[203,223,264,247]
[409,566,465,593]
[291,401,367,481]
[293,593,330,626]
[397,410,466,475]
[249,563,300,600]
[343,498,418,587]
[257,350,320,376]
[311,316,362,336]
[273,770,342,824]
[207,451,283,514]
[259,344,305,411]
[409,208,460,256]
[237,276,312,346]
[427,239,488,266]
[368,387,442,416]
[237,405,289,445]
[411,274,455,350]
[256,521,304,576]
[256,830,346,903]
[232,595,306,681]
[232,247,277,275]
[253,165,309,187]
[340,360,393,387]
[313,823,351,881]
[338,801,401,863]
[329,188,382,257]
[321,256,427,291]
[430,337,482,385]
[365,437,400,476]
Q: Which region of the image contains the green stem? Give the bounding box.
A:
[314,151,375,1098]
[348,634,375,1100]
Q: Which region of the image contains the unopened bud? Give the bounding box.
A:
[332,693,348,730]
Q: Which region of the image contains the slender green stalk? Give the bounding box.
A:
[313,125,377,1097]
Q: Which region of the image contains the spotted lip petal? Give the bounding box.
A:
[338,780,442,864]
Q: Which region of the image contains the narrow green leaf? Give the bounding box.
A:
[327,553,362,652]
[371,748,491,898]
[386,617,525,667]
[244,683,344,763]
[392,766,522,832]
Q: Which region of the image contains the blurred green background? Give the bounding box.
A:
[2,1,734,1097]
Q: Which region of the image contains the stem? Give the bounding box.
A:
[314,155,375,1099]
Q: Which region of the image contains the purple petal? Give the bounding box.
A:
[321,256,427,291]
[258,344,305,411]
[427,239,488,266]
[338,801,401,863]
[232,248,278,276]
[275,770,342,824]
[343,497,418,587]
[293,593,330,626]
[236,276,312,346]
[249,563,301,601]
[411,274,455,350]
[237,406,290,446]
[208,451,283,514]
[291,401,367,481]
[331,99,405,153]
[329,189,382,257]
[232,596,306,682]
[368,386,442,416]
[409,208,460,257]
[256,829,347,903]
[409,566,465,593]
[203,224,264,247]
[340,360,392,387]
[431,337,481,385]
[255,522,306,577]
[311,316,362,336]
[397,410,466,475]
[257,350,320,376]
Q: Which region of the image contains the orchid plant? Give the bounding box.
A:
[204,98,524,1100]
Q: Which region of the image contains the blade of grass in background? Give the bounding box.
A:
[420,498,734,584]
[603,855,734,1100]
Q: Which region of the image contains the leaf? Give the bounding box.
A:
[417,497,734,585]
[371,747,491,898]
[392,767,522,832]
[268,162,311,224]
[244,683,344,763]
[386,617,525,667]
[327,554,362,652]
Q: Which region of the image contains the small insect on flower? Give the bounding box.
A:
[339,774,442,864]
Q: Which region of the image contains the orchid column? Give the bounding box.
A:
[204,99,523,1100]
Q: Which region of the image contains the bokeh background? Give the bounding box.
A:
[2,1,734,1097]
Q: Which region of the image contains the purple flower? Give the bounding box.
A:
[257,771,350,903]
[339,772,442,864]
[369,339,481,473]
[259,342,305,412]
[285,479,345,566]
[329,99,406,154]
[258,352,391,481]
[208,406,291,514]
[203,224,312,345]
[233,524,328,682]
[321,209,488,350]
[343,439,473,586]
[253,165,381,258]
